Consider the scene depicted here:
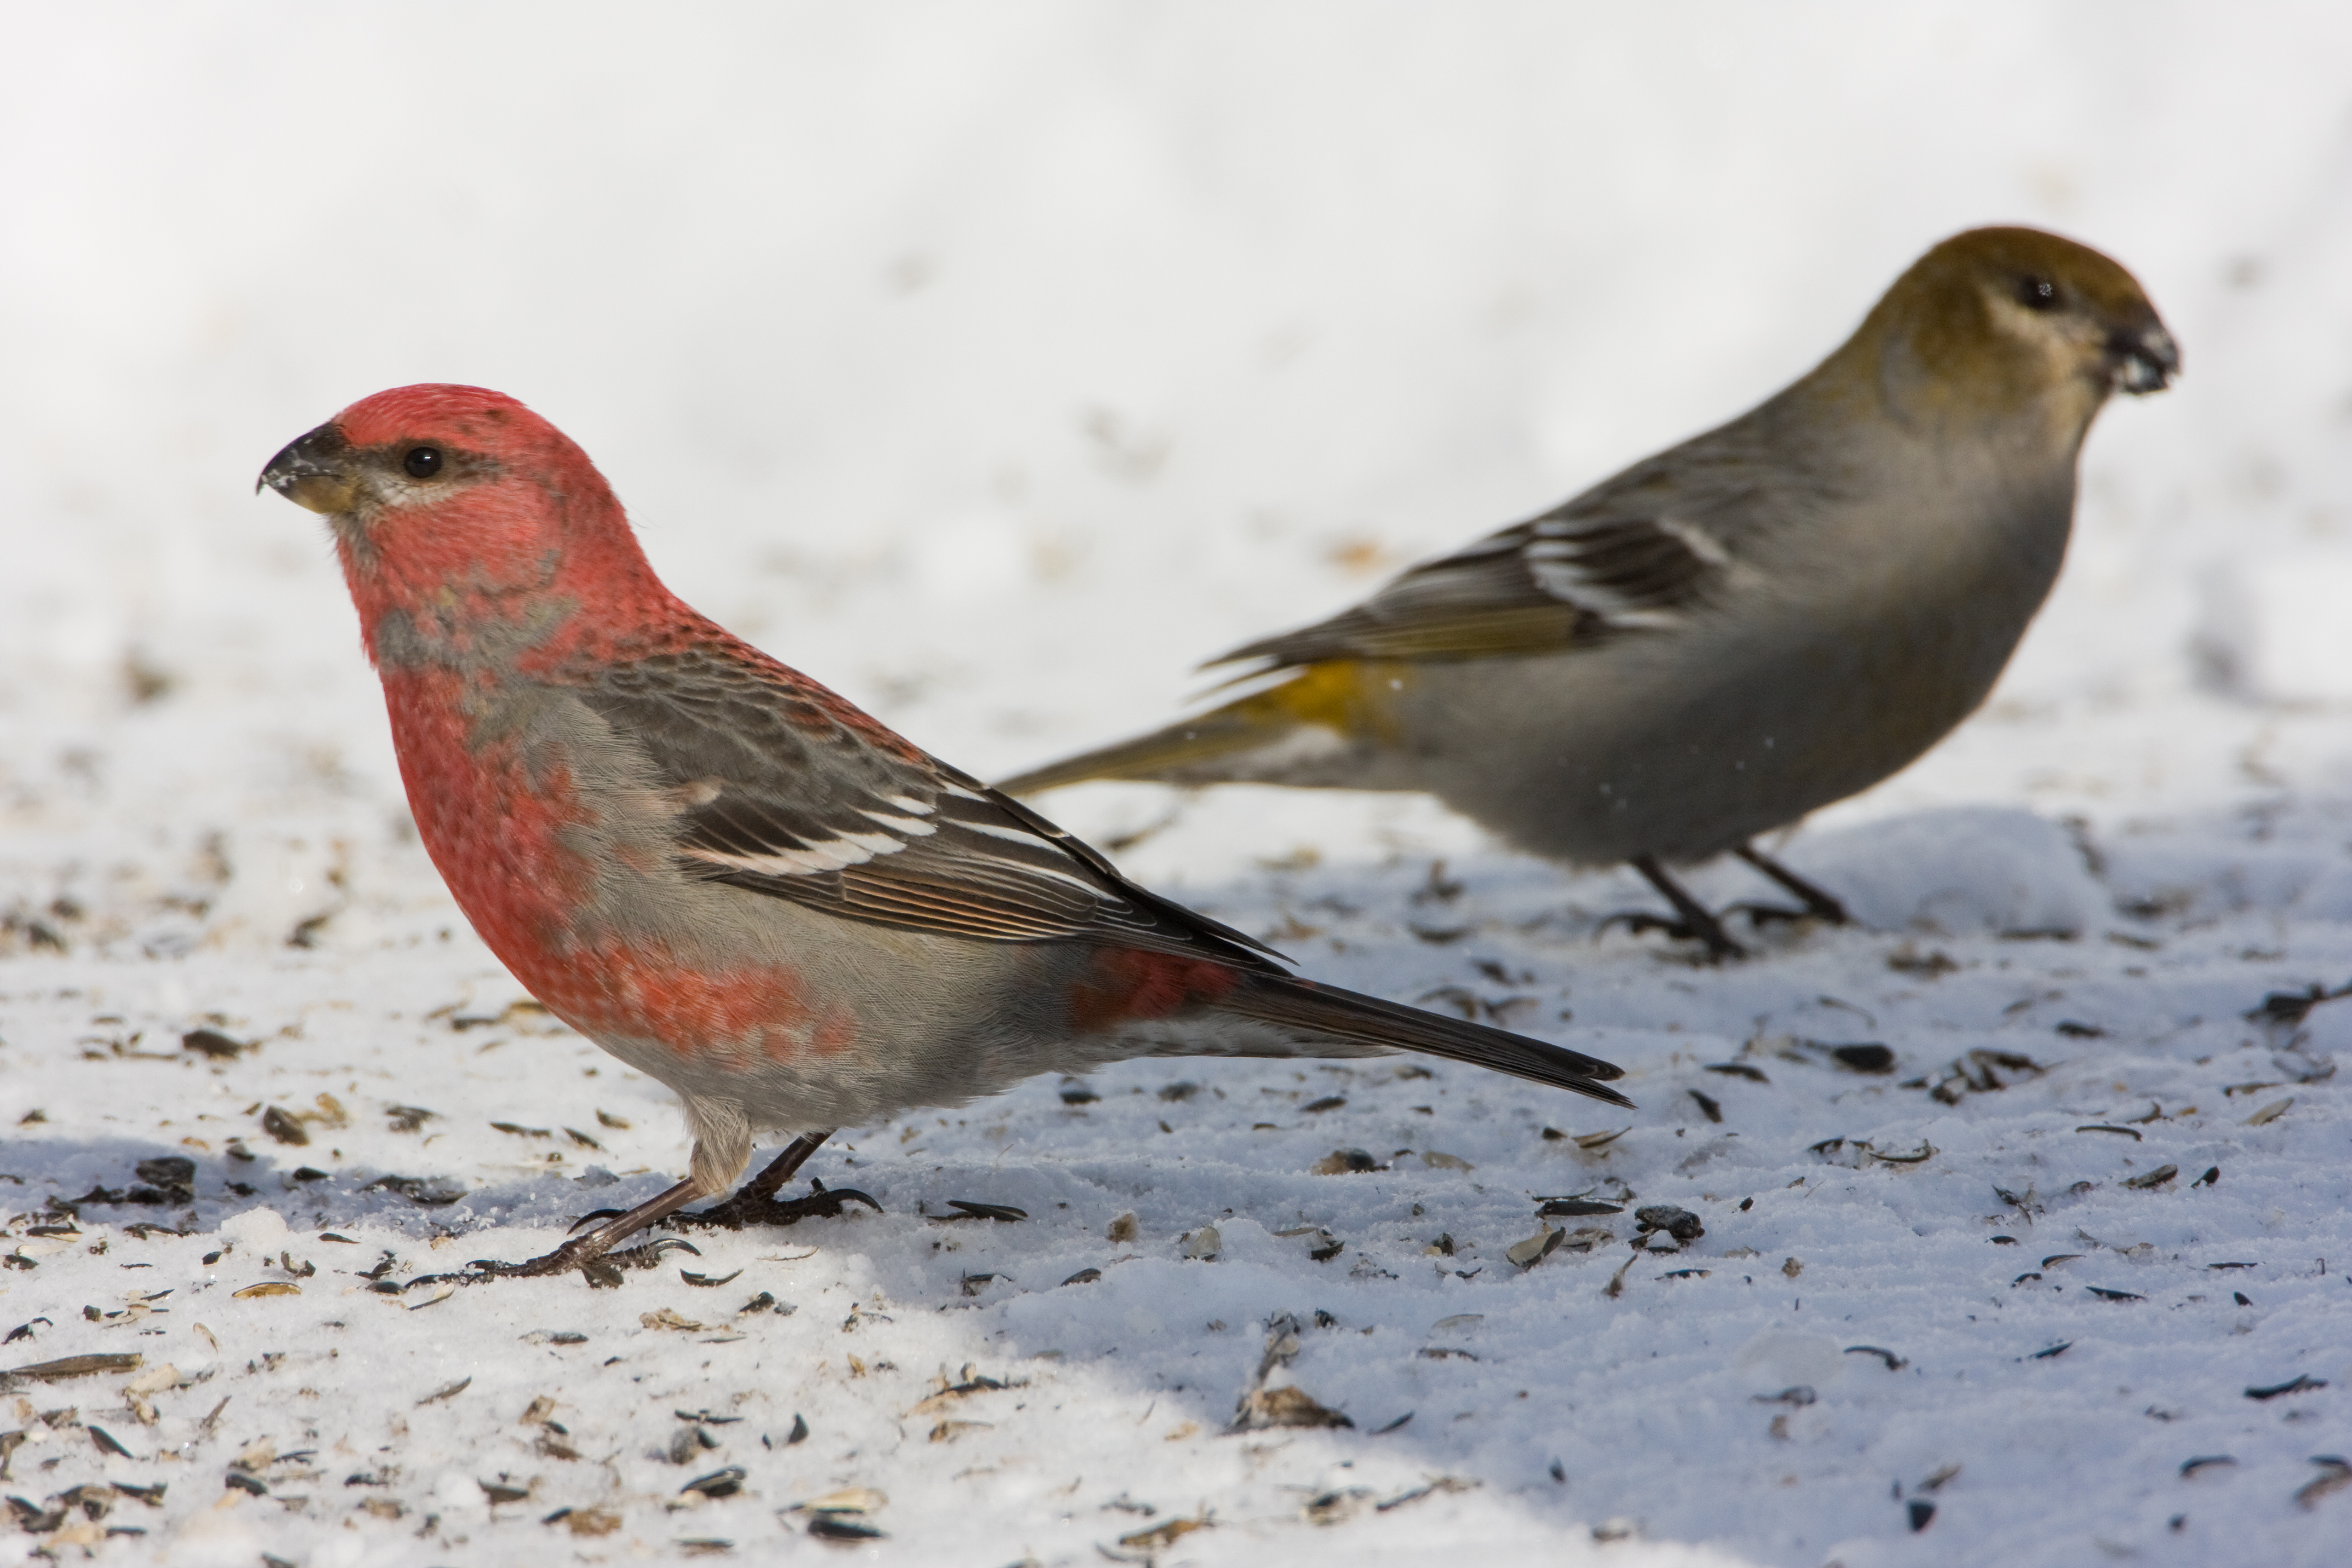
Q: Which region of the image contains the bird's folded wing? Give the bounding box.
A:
[1213,490,1736,669]
[579,650,1285,969]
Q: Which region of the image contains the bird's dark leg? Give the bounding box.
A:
[1599,855,1745,962]
[1732,843,1850,924]
[672,1129,879,1231]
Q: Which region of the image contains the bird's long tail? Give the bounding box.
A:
[997,662,1387,795]
[1227,973,1633,1108]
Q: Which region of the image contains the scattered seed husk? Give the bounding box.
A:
[416,1376,471,1405]
[1312,1148,1380,1175]
[2296,1459,2352,1511]
[480,1479,531,1504]
[181,1030,247,1059]
[122,1362,181,1397]
[1573,1128,1630,1151]
[2086,1286,2144,1302]
[1635,1206,1705,1243]
[3,1353,142,1384]
[1688,1089,1723,1123]
[1232,1385,1352,1431]
[549,1505,622,1535]
[927,1419,991,1443]
[2076,1125,2141,1140]
[1705,1063,1768,1082]
[2246,984,2347,1025]
[1845,1345,1907,1370]
[681,1466,745,1499]
[2124,1165,2178,1190]
[680,1269,742,1289]
[1907,1499,1935,1532]
[642,1309,705,1332]
[1537,1198,1623,1218]
[1420,1151,1472,1171]
[2247,1374,2327,1400]
[362,1175,465,1206]
[231,1283,298,1299]
[1304,1488,1374,1526]
[1506,1226,1567,1270]
[1378,1477,1478,1513]
[807,1514,885,1541]
[2180,1455,2236,1477]
[2244,1097,2293,1126]
[1060,1268,1102,1287]
[1120,1515,1209,1549]
[258,1107,308,1146]
[941,1200,1027,1223]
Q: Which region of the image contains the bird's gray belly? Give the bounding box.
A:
[1390,601,2036,865]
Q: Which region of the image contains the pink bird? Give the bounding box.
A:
[260,384,1628,1282]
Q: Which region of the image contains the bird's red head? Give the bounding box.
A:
[260,384,684,669]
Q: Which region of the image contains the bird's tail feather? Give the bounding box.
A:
[997,663,1382,795]
[997,699,1286,794]
[1227,975,1633,1108]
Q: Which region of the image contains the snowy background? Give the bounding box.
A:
[5,3,2352,1564]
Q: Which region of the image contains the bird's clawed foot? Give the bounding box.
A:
[460,1232,703,1290]
[1596,906,1745,963]
[674,1177,881,1232]
[395,1129,856,1292]
[400,1187,708,1291]
[1602,848,1848,963]
[1725,900,1818,930]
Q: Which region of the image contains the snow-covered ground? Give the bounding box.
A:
[5,5,2352,1564]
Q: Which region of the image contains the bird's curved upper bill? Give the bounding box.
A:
[2111,322,2180,396]
[257,423,358,514]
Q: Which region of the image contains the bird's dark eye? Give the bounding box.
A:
[2017,276,2059,311]
[402,446,443,478]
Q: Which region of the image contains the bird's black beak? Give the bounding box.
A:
[257,422,361,514]
[2109,321,2180,395]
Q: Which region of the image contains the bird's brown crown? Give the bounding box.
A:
[1823,225,2177,434]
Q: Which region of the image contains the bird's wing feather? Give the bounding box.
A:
[1214,451,1753,669]
[577,647,1285,969]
